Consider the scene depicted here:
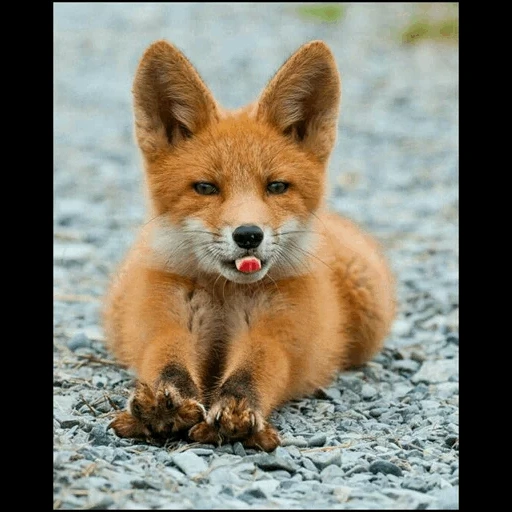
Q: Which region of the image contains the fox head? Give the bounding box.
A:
[134,40,341,283]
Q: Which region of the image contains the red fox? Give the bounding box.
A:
[104,40,396,451]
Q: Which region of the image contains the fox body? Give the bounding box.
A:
[104,40,395,450]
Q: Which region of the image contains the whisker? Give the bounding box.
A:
[264,272,282,298]
[142,214,163,228]
[273,245,309,277]
[181,230,222,237]
[287,241,335,272]
[272,230,322,237]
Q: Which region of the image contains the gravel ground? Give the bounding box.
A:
[54,3,459,509]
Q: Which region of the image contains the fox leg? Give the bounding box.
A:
[189,318,296,452]
[110,329,205,441]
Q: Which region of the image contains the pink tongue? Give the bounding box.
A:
[235,256,262,273]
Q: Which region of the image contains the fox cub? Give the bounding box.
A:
[104,40,395,451]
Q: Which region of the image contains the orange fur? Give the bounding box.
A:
[104,40,396,450]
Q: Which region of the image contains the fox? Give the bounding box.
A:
[104,39,396,451]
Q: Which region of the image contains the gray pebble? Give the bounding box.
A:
[267,470,292,480]
[306,450,342,471]
[296,468,321,481]
[233,442,246,457]
[340,389,362,403]
[430,486,459,510]
[444,435,458,449]
[216,444,234,454]
[171,451,208,477]
[402,476,432,493]
[369,408,388,417]
[320,464,344,482]
[324,388,342,401]
[55,414,82,429]
[92,375,107,388]
[281,435,308,448]
[284,446,301,458]
[412,359,459,384]
[252,453,298,473]
[189,448,215,456]
[361,384,378,400]
[302,457,318,472]
[208,466,244,486]
[67,332,91,351]
[369,460,403,477]
[345,464,370,476]
[308,433,327,447]
[89,425,110,446]
[238,488,266,502]
[391,360,420,372]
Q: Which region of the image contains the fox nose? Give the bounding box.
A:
[232,225,264,249]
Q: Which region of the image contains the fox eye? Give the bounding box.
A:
[193,182,219,195]
[267,181,289,195]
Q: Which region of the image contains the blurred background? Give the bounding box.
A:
[54,2,458,324]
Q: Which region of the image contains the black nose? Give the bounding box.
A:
[232,225,264,249]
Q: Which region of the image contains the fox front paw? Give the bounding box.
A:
[109,380,205,440]
[188,396,281,452]
[209,396,264,439]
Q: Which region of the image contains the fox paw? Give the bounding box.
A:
[209,396,263,439]
[188,396,280,451]
[109,381,205,440]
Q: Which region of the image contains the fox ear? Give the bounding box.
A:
[133,40,219,157]
[256,41,341,163]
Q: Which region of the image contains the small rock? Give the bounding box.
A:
[216,444,234,454]
[369,460,403,477]
[302,457,317,472]
[171,451,208,477]
[54,395,75,412]
[274,446,293,460]
[411,351,426,363]
[89,425,110,446]
[345,464,369,476]
[361,384,378,399]
[339,376,363,393]
[233,442,246,457]
[333,486,352,503]
[320,464,344,482]
[189,448,214,456]
[434,382,459,399]
[308,433,327,447]
[284,446,301,458]
[281,435,308,448]
[430,486,459,510]
[238,488,266,502]
[267,470,292,480]
[92,376,107,388]
[67,332,91,351]
[402,476,432,493]
[208,466,244,486]
[340,389,361,403]
[306,450,342,471]
[444,435,459,449]
[55,415,82,429]
[324,387,342,400]
[297,468,321,481]
[392,319,412,337]
[391,360,420,372]
[412,358,459,384]
[131,479,160,490]
[252,453,298,473]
